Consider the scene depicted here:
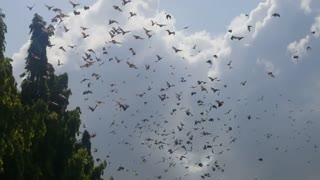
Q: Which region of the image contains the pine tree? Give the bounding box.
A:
[0,12,46,179]
[1,13,106,180]
[20,13,106,179]
[82,130,92,156]
[20,13,55,104]
[0,8,7,58]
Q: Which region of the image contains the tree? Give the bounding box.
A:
[0,8,7,58]
[82,130,92,156]
[0,13,106,180]
[0,12,46,179]
[20,13,54,104]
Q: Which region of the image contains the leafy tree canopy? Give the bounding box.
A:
[0,13,107,180]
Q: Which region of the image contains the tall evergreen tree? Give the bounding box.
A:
[1,13,106,180]
[20,13,55,104]
[0,9,7,58]
[20,13,106,179]
[0,11,46,179]
[82,130,92,156]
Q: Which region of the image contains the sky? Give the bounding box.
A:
[2,0,320,180]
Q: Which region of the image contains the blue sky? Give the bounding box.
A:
[2,0,320,180]
[1,0,262,57]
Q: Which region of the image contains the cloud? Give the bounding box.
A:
[300,0,312,13]
[11,0,320,179]
[11,40,30,86]
[227,0,278,40]
[287,35,310,62]
[311,16,320,37]
[256,58,278,74]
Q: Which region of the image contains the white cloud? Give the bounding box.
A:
[227,0,279,40]
[311,16,320,37]
[11,40,30,86]
[257,58,278,74]
[287,35,310,62]
[300,0,312,13]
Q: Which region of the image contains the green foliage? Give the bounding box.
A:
[21,13,54,104]
[64,148,107,180]
[0,56,47,179]
[0,13,106,180]
[82,130,92,156]
[0,9,6,58]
